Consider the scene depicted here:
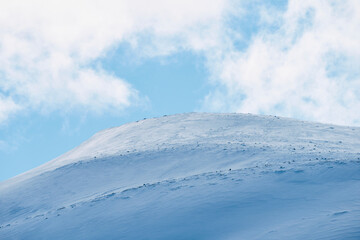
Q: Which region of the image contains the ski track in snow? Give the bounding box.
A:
[0,113,360,239]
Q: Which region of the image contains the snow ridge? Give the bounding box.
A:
[1,113,360,239]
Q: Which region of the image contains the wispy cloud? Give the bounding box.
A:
[0,0,228,122]
[204,0,360,125]
[1,0,359,126]
[0,96,21,123]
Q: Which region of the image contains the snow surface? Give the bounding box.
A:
[0,113,360,239]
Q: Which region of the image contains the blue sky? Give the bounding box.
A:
[1,0,360,181]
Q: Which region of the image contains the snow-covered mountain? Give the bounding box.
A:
[1,113,359,239]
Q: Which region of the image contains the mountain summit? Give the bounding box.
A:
[1,113,360,239]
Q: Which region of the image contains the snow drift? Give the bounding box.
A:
[1,113,359,239]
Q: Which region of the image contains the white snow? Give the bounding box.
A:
[0,113,359,239]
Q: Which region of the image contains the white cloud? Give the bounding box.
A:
[204,0,360,126]
[1,0,359,126]
[0,96,21,123]
[0,0,228,122]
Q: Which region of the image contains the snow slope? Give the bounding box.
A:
[1,113,360,239]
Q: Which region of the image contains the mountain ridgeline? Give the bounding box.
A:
[1,113,360,239]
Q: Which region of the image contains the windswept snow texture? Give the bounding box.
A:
[1,113,360,239]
